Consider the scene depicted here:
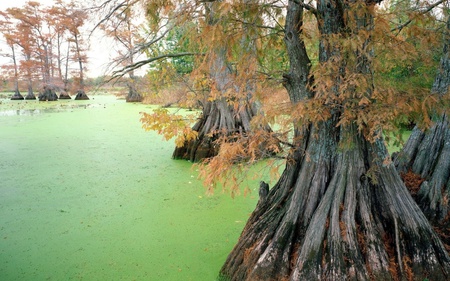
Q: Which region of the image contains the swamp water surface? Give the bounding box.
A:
[0,95,259,280]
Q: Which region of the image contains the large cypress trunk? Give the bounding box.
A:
[221,126,450,280]
[220,1,450,280]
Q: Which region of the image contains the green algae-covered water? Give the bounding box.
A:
[0,95,258,281]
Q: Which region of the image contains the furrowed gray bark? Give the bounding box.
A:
[220,1,450,280]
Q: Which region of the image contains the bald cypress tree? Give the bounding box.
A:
[220,1,450,280]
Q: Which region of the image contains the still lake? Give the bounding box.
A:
[0,95,258,281]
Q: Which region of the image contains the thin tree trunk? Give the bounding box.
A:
[59,42,71,99]
[56,34,70,100]
[74,33,89,100]
[126,17,142,103]
[24,80,35,100]
[24,54,36,100]
[10,44,24,100]
[125,64,142,102]
[220,1,450,280]
[76,33,84,91]
[43,44,50,86]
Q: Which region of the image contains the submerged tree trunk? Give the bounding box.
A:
[220,1,450,280]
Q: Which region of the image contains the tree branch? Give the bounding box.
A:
[89,0,140,35]
[109,52,201,81]
[292,0,318,17]
[233,18,285,32]
[391,0,446,34]
[133,28,171,55]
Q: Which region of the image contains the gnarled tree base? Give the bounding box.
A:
[220,124,450,281]
[395,115,450,223]
[172,97,274,162]
[74,90,89,100]
[126,90,142,102]
[38,88,58,101]
[25,93,36,100]
[11,91,24,100]
[59,91,71,99]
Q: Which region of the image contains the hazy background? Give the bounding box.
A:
[0,0,118,78]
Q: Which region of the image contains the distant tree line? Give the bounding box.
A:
[0,0,89,100]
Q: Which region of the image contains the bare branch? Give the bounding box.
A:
[133,28,171,55]
[89,0,140,36]
[109,52,201,81]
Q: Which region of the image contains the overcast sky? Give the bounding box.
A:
[0,0,119,78]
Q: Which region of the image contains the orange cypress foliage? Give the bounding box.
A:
[133,0,446,195]
[140,108,199,147]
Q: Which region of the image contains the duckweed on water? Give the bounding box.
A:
[0,95,258,281]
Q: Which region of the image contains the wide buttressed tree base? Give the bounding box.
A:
[220,0,450,280]
[38,87,58,101]
[25,92,36,100]
[125,84,142,103]
[220,124,450,280]
[59,91,71,99]
[25,86,36,100]
[10,90,24,100]
[395,15,450,250]
[74,90,89,100]
[396,117,450,252]
[172,98,261,162]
